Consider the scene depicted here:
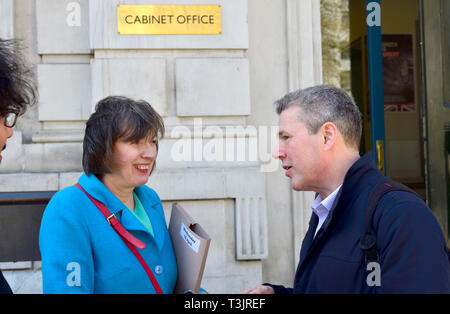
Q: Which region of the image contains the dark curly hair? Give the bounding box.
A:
[83,96,165,178]
[0,38,36,116]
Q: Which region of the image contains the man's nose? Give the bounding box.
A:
[272,143,285,159]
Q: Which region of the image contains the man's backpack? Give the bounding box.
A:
[359,180,420,265]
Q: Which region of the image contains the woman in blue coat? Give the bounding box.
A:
[39,96,177,293]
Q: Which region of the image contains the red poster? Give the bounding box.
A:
[382,34,415,112]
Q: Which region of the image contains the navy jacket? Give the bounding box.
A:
[268,153,450,294]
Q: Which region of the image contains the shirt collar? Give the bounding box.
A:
[311,185,342,216]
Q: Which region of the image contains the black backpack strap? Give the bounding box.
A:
[359,180,418,265]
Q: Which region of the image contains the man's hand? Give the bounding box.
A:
[242,285,274,294]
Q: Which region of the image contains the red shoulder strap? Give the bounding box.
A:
[75,183,164,294]
[75,183,146,249]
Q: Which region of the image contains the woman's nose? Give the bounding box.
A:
[142,142,157,158]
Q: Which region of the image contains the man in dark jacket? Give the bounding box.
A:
[0,38,36,294]
[244,85,450,294]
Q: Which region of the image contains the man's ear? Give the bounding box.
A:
[321,122,338,151]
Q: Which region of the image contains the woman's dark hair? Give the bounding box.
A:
[83,96,165,177]
[0,38,36,116]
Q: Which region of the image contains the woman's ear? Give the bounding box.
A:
[321,122,338,151]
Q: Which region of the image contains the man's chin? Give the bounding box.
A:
[290,178,310,192]
[290,181,303,191]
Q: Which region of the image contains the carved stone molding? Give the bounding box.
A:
[286,0,323,91]
[235,196,268,260]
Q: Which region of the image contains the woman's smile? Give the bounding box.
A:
[134,163,151,173]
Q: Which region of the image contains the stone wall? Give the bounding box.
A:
[320,0,350,92]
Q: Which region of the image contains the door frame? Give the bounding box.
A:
[421,0,449,243]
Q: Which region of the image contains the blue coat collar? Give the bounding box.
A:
[77,173,164,250]
[78,173,159,213]
[78,173,125,215]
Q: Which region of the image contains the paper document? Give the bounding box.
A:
[168,203,211,293]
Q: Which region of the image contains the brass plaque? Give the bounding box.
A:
[117,5,222,35]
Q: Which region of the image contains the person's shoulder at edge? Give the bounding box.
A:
[373,190,450,293]
[374,190,443,239]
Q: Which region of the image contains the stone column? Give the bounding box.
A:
[286,0,323,267]
[0,0,14,39]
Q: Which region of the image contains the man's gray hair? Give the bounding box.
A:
[275,84,362,149]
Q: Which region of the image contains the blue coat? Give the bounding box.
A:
[39,173,177,294]
[267,153,450,293]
